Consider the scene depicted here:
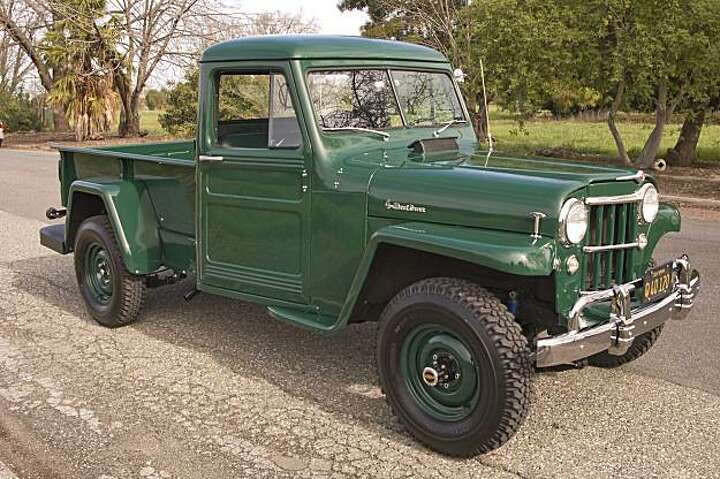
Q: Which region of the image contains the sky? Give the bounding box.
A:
[232,0,369,35]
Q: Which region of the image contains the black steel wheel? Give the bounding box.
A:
[377,278,531,457]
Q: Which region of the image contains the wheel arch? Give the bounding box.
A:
[334,223,558,331]
[67,180,162,275]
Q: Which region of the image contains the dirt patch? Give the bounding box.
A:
[4,131,183,151]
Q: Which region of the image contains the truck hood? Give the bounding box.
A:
[366,150,642,237]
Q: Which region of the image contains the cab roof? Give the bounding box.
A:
[200,35,448,64]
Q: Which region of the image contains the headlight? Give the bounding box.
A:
[559,198,589,244]
[640,183,659,223]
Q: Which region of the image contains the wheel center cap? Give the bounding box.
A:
[422,367,439,387]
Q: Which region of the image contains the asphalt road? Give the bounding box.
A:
[1,148,719,478]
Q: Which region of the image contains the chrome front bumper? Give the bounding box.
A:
[536,256,701,368]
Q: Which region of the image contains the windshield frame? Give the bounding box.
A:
[304,66,469,136]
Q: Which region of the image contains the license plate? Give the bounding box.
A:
[642,262,674,302]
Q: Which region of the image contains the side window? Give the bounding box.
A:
[215,72,302,149]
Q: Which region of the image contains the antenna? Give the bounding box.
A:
[480,59,494,167]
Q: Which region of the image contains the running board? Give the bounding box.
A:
[266,306,338,334]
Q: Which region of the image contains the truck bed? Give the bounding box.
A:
[54,140,197,273]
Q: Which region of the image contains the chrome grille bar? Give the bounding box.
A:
[585,191,643,206]
[584,241,640,253]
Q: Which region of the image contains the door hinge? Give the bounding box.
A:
[301,169,309,193]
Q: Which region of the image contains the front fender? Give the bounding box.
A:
[331,222,556,332]
[642,203,681,266]
[67,180,162,275]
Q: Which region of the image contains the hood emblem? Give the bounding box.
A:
[385,200,427,214]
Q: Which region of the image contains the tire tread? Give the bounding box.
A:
[378,277,531,457]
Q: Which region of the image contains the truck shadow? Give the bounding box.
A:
[9,254,410,440]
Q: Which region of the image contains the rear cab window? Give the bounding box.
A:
[215,71,302,149]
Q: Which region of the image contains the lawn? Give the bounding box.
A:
[141,110,165,135]
[490,115,720,163]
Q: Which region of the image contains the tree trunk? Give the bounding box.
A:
[52,105,69,132]
[666,110,705,167]
[117,87,142,137]
[607,78,632,166]
[474,95,489,143]
[634,83,669,169]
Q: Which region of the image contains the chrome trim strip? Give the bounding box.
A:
[585,190,643,205]
[616,170,646,183]
[198,155,224,162]
[583,241,640,253]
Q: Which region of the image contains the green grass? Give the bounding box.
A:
[141,110,165,135]
[490,115,720,163]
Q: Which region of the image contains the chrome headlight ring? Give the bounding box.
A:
[639,183,659,223]
[559,198,589,245]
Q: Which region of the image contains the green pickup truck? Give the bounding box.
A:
[40,35,700,456]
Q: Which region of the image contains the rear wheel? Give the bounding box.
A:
[74,215,145,327]
[377,278,531,457]
[588,326,663,368]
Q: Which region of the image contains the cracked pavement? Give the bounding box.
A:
[1,150,720,478]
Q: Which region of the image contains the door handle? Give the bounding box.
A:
[198,155,224,162]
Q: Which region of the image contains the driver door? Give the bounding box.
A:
[197,65,311,304]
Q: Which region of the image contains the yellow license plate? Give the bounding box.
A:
[642,262,674,302]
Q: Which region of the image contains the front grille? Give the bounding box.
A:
[583,202,639,290]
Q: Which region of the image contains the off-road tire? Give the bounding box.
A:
[588,325,663,368]
[74,215,145,327]
[377,278,531,457]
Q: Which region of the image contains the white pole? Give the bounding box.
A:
[480,59,494,167]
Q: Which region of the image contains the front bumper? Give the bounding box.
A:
[536,256,700,368]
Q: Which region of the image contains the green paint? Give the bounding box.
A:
[400,323,479,421]
[44,36,685,334]
[83,241,113,304]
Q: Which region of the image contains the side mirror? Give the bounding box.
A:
[454,68,466,83]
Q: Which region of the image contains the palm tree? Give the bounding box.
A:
[44,0,118,141]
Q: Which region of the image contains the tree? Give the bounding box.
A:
[158,68,197,136]
[0,91,43,130]
[144,89,167,111]
[341,0,720,168]
[0,0,70,130]
[664,0,720,166]
[340,0,582,141]
[581,0,720,168]
[159,10,318,137]
[0,2,33,95]
[44,0,118,140]
[91,0,228,137]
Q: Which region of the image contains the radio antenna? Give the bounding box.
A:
[480,59,494,167]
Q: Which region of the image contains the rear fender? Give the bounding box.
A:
[67,180,162,275]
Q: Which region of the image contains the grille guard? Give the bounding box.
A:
[535,255,700,368]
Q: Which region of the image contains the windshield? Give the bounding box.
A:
[307,69,465,132]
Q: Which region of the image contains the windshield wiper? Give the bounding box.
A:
[323,127,390,141]
[433,119,467,137]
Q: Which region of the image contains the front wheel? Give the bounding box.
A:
[588,325,663,368]
[377,278,531,457]
[74,215,145,327]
